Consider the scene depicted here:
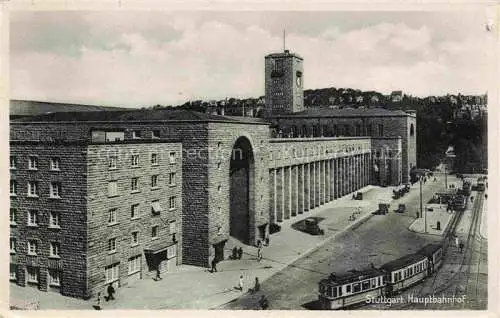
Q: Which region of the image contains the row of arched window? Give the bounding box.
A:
[273,123,385,138]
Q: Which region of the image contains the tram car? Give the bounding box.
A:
[318,268,386,309]
[416,243,443,275]
[381,253,429,295]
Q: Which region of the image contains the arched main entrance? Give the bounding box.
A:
[229,136,255,244]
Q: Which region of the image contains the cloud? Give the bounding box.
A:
[10,11,496,107]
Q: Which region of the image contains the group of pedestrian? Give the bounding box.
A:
[455,236,464,253]
[94,283,116,310]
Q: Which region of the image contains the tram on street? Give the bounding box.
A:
[417,243,444,275]
[318,268,386,309]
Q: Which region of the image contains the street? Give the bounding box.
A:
[220,176,449,310]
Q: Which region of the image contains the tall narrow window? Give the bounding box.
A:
[151,175,159,188]
[151,226,159,239]
[27,181,38,197]
[50,242,60,257]
[131,177,139,192]
[28,240,38,255]
[49,269,61,286]
[10,237,16,253]
[27,266,39,283]
[10,180,17,196]
[131,155,139,167]
[28,210,38,226]
[169,172,176,186]
[108,238,117,253]
[108,181,118,197]
[109,156,117,169]
[151,153,158,165]
[378,124,384,136]
[10,208,17,225]
[131,204,140,219]
[10,156,17,169]
[108,208,117,224]
[50,157,61,170]
[28,156,38,170]
[169,196,176,210]
[49,211,60,227]
[169,152,176,164]
[50,182,61,198]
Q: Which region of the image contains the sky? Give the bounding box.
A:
[10,9,498,108]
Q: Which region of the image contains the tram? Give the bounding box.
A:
[318,268,386,309]
[416,243,444,275]
[381,253,429,295]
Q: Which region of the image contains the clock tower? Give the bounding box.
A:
[264,49,304,115]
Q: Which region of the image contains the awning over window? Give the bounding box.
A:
[144,242,175,256]
[151,201,163,214]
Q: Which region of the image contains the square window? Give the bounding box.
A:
[27,266,39,283]
[131,177,139,191]
[151,226,158,239]
[128,255,141,274]
[168,172,176,186]
[151,130,160,139]
[50,157,61,170]
[49,269,61,286]
[131,231,139,245]
[50,182,61,198]
[10,156,17,169]
[169,196,176,210]
[151,153,158,165]
[109,156,117,169]
[50,242,60,257]
[108,181,118,197]
[151,200,162,215]
[151,175,159,188]
[10,208,17,225]
[131,155,139,167]
[28,156,38,170]
[132,130,141,139]
[27,181,38,197]
[108,238,117,253]
[108,208,117,224]
[28,210,38,226]
[105,263,119,283]
[131,204,140,219]
[28,240,38,255]
[169,152,176,164]
[48,212,60,228]
[169,220,176,234]
[10,237,16,253]
[10,180,17,196]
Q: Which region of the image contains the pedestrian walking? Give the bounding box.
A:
[155,267,162,281]
[257,246,263,261]
[259,295,269,310]
[455,236,460,250]
[459,242,464,253]
[106,283,115,301]
[232,247,238,260]
[237,247,243,260]
[211,258,218,273]
[238,274,244,291]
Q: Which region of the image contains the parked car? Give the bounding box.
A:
[395,204,406,213]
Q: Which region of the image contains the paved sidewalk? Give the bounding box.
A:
[10,183,436,310]
[408,204,453,236]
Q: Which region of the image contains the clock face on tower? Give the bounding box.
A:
[296,76,302,87]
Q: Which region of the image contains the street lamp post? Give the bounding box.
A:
[420,176,426,233]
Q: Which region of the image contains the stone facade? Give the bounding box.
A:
[86,141,182,298]
[265,51,304,114]
[9,139,182,299]
[10,142,88,298]
[267,111,415,184]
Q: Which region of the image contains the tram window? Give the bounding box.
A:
[409,267,413,276]
[371,278,376,288]
[338,286,343,296]
[353,283,361,292]
[332,287,337,298]
[362,281,370,290]
[346,284,351,293]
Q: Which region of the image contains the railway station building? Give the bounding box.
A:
[9,49,416,299]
